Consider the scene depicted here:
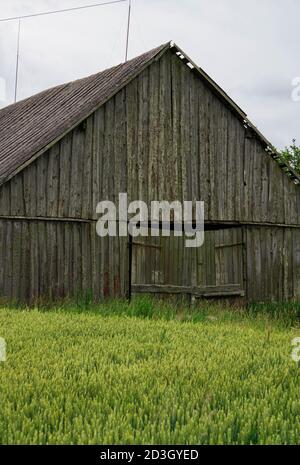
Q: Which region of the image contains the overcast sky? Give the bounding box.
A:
[0,0,299,148]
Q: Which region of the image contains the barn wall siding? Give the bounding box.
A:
[126,51,300,225]
[0,219,128,304]
[0,89,128,220]
[0,50,299,303]
[245,226,300,302]
[1,51,300,226]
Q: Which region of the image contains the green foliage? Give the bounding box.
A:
[1,301,300,445]
[280,139,300,174]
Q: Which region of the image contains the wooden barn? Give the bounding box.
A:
[0,41,300,304]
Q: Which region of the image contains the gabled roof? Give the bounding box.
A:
[0,41,299,186]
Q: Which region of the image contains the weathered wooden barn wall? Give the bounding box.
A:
[0,90,128,219]
[131,234,196,289]
[126,49,300,302]
[2,50,299,224]
[0,48,299,303]
[0,91,129,302]
[125,49,300,224]
[0,220,128,303]
[245,226,300,302]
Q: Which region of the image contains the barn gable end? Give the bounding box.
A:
[0,43,299,304]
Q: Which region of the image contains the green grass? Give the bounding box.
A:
[1,298,300,445]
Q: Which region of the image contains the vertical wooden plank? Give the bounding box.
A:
[197,236,204,286]
[48,222,58,300]
[64,222,71,299]
[189,73,199,204]
[261,150,269,223]
[12,221,22,301]
[226,114,237,221]
[296,188,300,225]
[69,126,85,218]
[215,230,221,286]
[207,92,217,221]
[205,231,212,285]
[137,68,150,203]
[241,226,247,297]
[56,222,65,299]
[246,227,254,301]
[91,225,100,301]
[254,227,262,301]
[148,59,160,203]
[244,137,254,222]
[162,53,175,202]
[58,133,72,218]
[293,228,300,300]
[119,236,129,297]
[29,221,39,303]
[126,78,139,204]
[236,229,244,287]
[0,221,4,298]
[198,83,210,221]
[0,182,11,216]
[36,152,48,217]
[270,228,279,301]
[268,155,284,224]
[72,223,82,299]
[82,116,93,219]
[170,54,180,203]
[4,221,12,300]
[47,144,60,217]
[252,141,262,222]
[218,105,228,221]
[236,119,245,221]
[282,228,293,301]
[180,63,189,205]
[10,174,25,216]
[81,223,91,300]
[157,56,167,202]
[23,164,37,216]
[92,107,105,219]
[38,220,47,300]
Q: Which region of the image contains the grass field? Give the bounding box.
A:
[1,298,300,445]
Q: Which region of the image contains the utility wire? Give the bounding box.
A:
[14,19,21,103]
[2,0,130,103]
[125,0,132,61]
[0,0,127,22]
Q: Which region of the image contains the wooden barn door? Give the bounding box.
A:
[214,228,244,288]
[196,228,245,296]
[130,232,196,295]
[130,227,245,299]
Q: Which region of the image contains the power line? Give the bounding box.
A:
[14,20,21,103]
[3,0,130,103]
[0,0,127,23]
[125,0,132,62]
